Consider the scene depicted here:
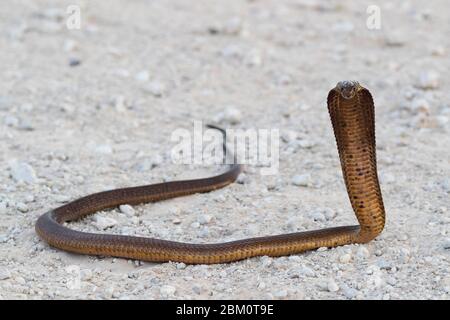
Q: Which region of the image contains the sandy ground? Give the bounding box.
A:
[0,0,449,300]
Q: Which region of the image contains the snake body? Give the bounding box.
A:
[35,81,385,264]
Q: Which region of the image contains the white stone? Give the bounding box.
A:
[332,21,354,33]
[323,208,336,220]
[3,115,19,127]
[95,144,113,155]
[176,263,186,270]
[327,279,340,292]
[219,106,242,124]
[197,214,212,225]
[341,284,358,299]
[0,202,7,215]
[24,195,35,203]
[0,268,11,280]
[298,266,315,277]
[94,216,118,230]
[273,289,288,298]
[380,172,396,184]
[190,221,200,229]
[418,71,440,89]
[356,246,370,259]
[291,174,311,187]
[443,238,450,249]
[281,130,298,143]
[160,285,176,297]
[260,256,273,267]
[309,210,326,222]
[15,276,26,285]
[431,46,446,56]
[9,161,37,184]
[223,17,242,35]
[143,81,166,97]
[410,98,430,113]
[339,253,352,263]
[135,70,150,82]
[245,50,263,67]
[198,227,209,238]
[119,205,135,216]
[16,202,28,213]
[436,116,448,127]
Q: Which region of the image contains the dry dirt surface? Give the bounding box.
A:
[0,0,449,299]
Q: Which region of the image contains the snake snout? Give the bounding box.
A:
[336,80,359,99]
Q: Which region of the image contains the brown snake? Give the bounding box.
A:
[35,81,385,264]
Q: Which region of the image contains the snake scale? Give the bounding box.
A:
[35,81,385,264]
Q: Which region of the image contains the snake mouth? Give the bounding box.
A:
[336,80,359,99]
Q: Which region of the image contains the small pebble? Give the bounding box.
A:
[245,50,263,67]
[197,214,212,225]
[135,70,150,82]
[190,221,200,229]
[95,144,113,155]
[273,290,288,298]
[298,266,315,277]
[192,284,204,295]
[410,98,430,114]
[356,246,370,259]
[143,81,166,97]
[15,276,26,285]
[435,115,448,127]
[291,174,311,187]
[0,202,7,215]
[0,268,11,280]
[384,33,406,47]
[197,227,209,238]
[94,216,118,230]
[260,256,273,267]
[217,106,242,124]
[176,263,186,270]
[397,234,409,241]
[341,284,358,299]
[339,253,352,264]
[443,238,450,249]
[309,210,326,222]
[16,202,28,213]
[418,71,440,89]
[431,46,446,56]
[327,279,340,292]
[69,58,81,67]
[160,285,176,298]
[119,205,135,216]
[3,115,19,127]
[322,208,336,220]
[332,21,354,33]
[9,161,37,184]
[223,17,242,35]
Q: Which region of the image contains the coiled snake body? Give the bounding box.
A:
[35,81,385,264]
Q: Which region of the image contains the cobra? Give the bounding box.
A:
[35,81,385,264]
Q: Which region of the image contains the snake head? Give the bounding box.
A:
[335,81,360,99]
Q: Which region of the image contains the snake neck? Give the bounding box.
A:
[330,89,385,243]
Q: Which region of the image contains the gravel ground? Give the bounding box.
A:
[0,0,449,300]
